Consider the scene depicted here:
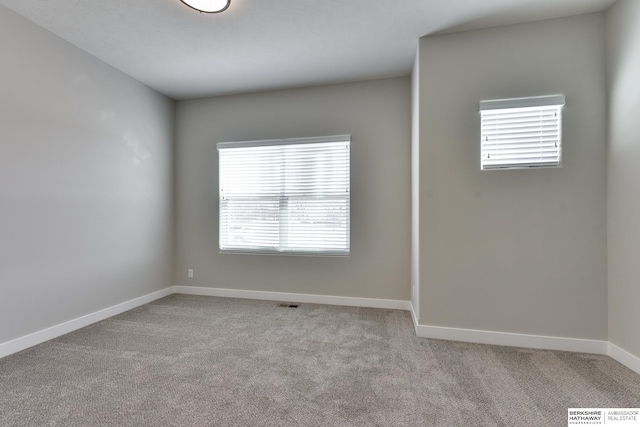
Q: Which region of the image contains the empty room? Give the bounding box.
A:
[1,0,639,425]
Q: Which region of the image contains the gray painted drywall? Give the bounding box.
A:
[606,0,640,358]
[175,78,411,301]
[411,54,420,319]
[0,5,175,345]
[416,14,608,339]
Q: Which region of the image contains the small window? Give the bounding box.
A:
[480,95,565,170]
[217,135,350,256]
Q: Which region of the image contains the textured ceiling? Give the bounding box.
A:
[0,0,616,100]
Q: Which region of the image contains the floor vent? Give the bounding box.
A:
[278,304,299,308]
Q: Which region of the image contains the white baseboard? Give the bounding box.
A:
[173,286,412,311]
[413,322,608,355]
[4,285,639,377]
[409,301,420,335]
[608,342,640,375]
[0,287,174,359]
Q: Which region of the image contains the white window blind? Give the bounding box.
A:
[480,95,565,170]
[217,135,350,256]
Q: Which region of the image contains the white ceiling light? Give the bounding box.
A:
[180,0,230,13]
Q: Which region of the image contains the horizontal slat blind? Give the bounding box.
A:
[218,136,350,256]
[480,95,565,170]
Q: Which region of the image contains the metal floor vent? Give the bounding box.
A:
[278,303,299,308]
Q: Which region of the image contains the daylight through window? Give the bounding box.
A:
[480,95,565,170]
[217,135,350,256]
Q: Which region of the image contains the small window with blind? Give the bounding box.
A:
[480,95,565,170]
[217,135,350,256]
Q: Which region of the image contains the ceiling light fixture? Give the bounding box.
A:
[180,0,230,13]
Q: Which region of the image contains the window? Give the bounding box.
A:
[217,135,350,256]
[480,95,565,170]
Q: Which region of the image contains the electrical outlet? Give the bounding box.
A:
[187,268,194,278]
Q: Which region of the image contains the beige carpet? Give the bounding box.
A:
[1,294,639,426]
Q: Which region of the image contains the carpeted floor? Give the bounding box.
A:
[1,295,639,426]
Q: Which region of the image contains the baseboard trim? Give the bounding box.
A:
[409,301,420,336]
[4,286,638,376]
[0,287,174,359]
[173,286,412,311]
[608,342,640,375]
[413,322,608,355]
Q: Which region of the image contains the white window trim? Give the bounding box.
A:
[217,135,349,150]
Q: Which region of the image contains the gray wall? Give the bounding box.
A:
[175,78,411,301]
[0,6,175,345]
[606,0,640,358]
[411,54,420,318]
[415,14,608,339]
